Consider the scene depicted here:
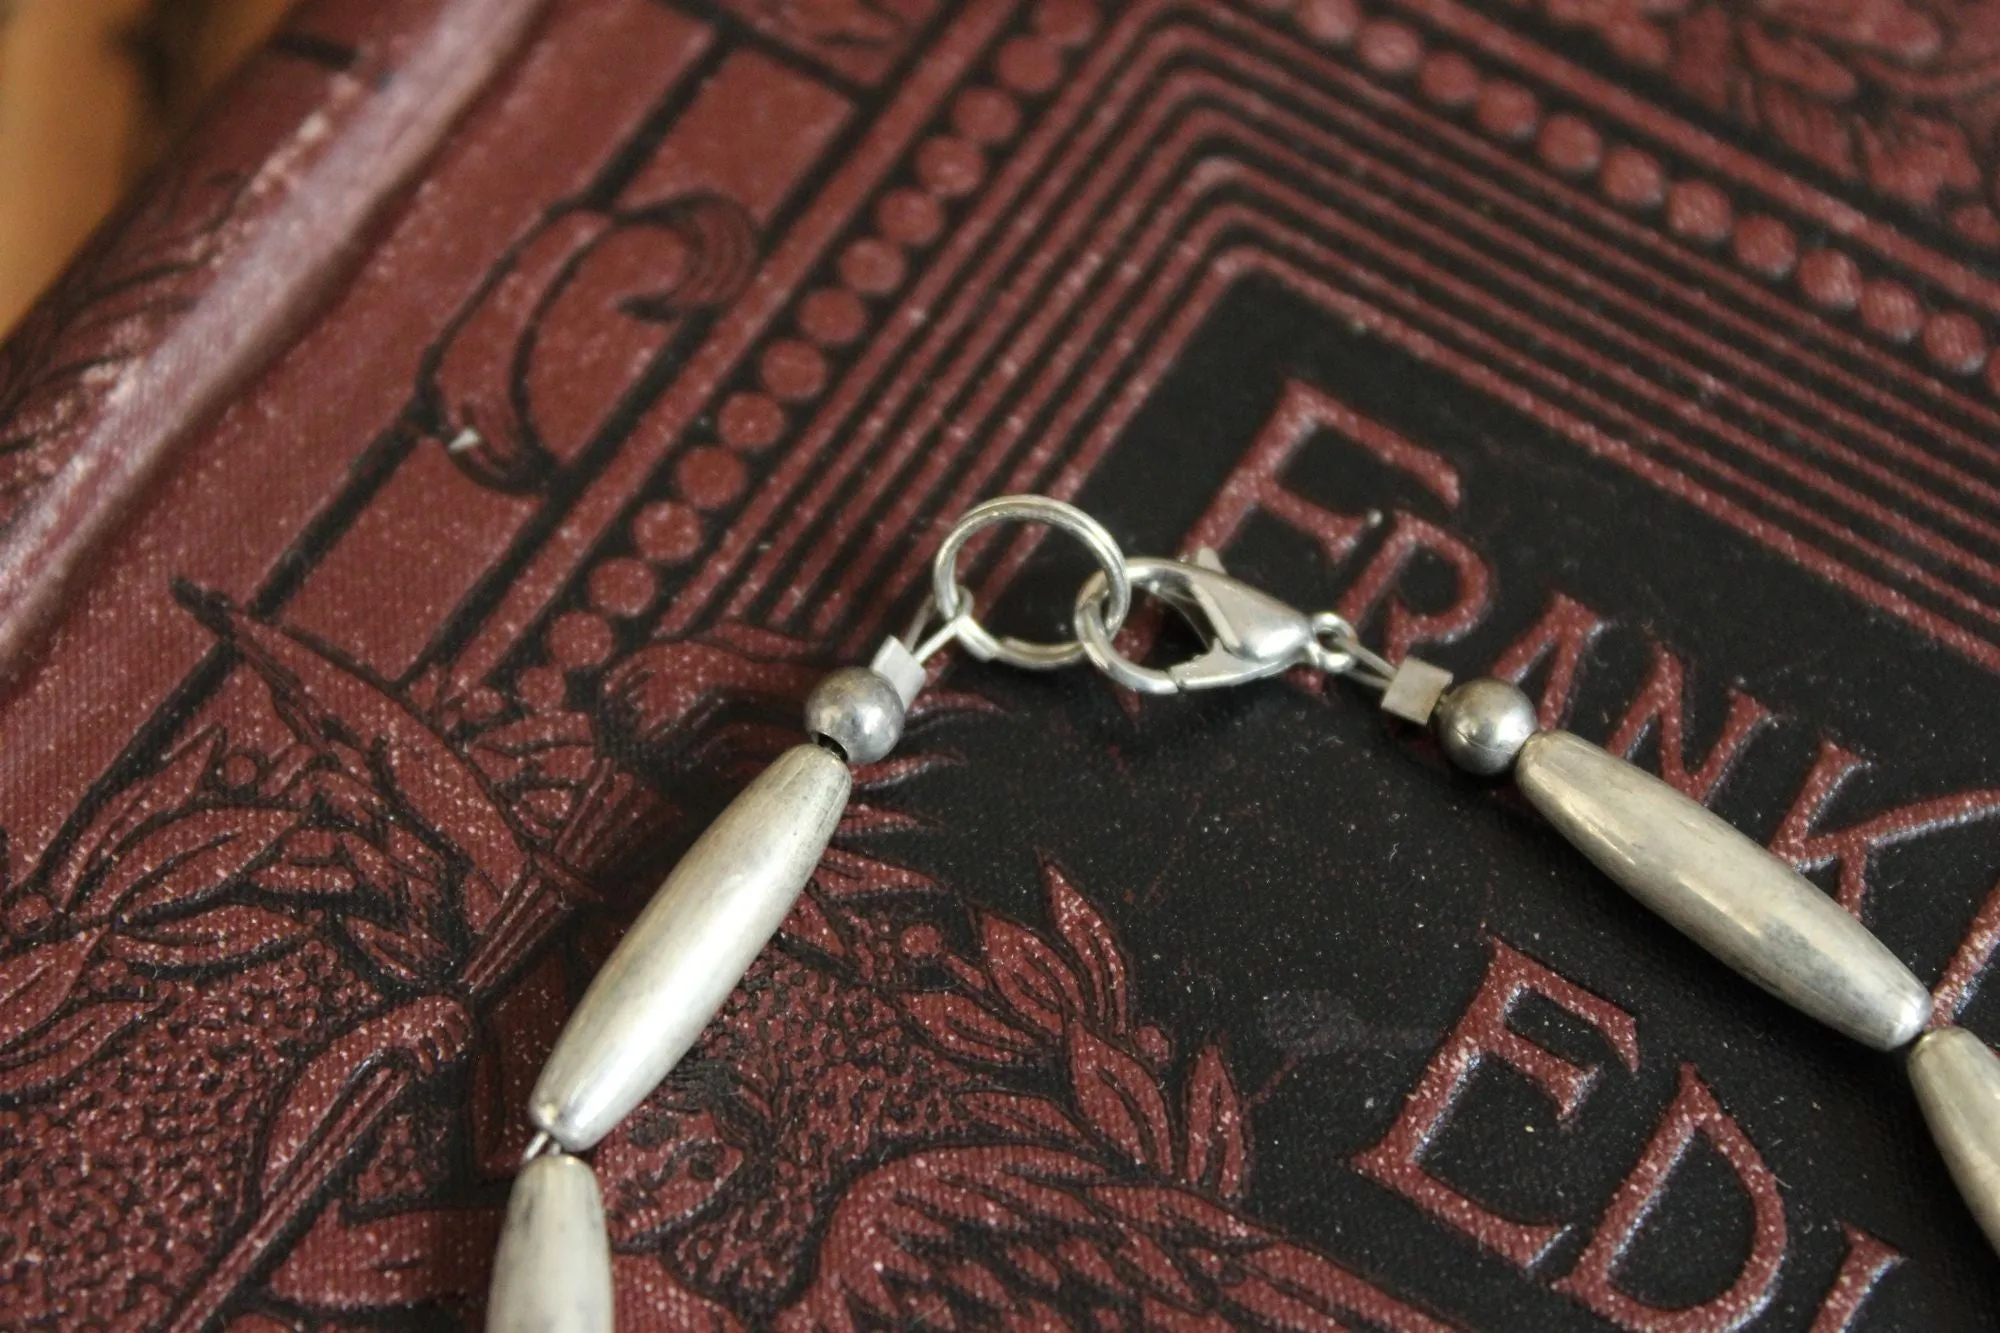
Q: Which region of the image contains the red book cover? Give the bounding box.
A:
[1,0,1997,1327]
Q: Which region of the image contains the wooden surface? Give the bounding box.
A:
[0,0,290,333]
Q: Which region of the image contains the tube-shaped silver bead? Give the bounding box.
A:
[1910,1026,2000,1255]
[487,1152,613,1333]
[1515,730,1930,1050]
[530,743,850,1150]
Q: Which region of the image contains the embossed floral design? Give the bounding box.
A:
[205,629,1446,1330]
[1528,0,2000,241]
[589,858,1261,1320]
[0,593,1440,1329]
[267,854,1444,1329]
[0,583,650,1326]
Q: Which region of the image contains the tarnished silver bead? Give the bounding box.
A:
[1910,1026,2000,1255]
[487,1151,613,1333]
[1433,678,1538,776]
[1517,730,1931,1050]
[530,744,850,1150]
[804,666,905,764]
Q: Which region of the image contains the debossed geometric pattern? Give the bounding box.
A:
[2,0,1999,1328]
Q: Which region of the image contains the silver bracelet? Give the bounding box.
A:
[485,495,1998,1332]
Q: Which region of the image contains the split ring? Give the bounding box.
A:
[929,495,1132,670]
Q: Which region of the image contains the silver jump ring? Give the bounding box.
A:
[929,495,1132,670]
[1073,566,1180,696]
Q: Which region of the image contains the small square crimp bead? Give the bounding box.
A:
[1380,657,1453,726]
[869,636,927,709]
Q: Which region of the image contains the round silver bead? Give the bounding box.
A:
[804,667,905,765]
[1433,678,1538,776]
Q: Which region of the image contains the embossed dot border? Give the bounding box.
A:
[1264,0,2000,391]
[660,0,1092,520]
[536,0,1103,679]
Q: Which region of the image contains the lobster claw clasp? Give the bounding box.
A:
[1073,549,1325,695]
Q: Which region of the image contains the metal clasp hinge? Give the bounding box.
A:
[1073,549,1359,695]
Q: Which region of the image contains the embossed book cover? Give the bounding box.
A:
[1,0,1998,1328]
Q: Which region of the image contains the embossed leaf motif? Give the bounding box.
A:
[850,751,967,789]
[895,868,1198,1177]
[343,916,458,991]
[601,641,822,750]
[1744,22,1857,98]
[981,911,1088,1036]
[811,845,933,901]
[115,904,313,971]
[787,1140,1442,1331]
[0,998,158,1100]
[1551,0,2000,230]
[898,992,1040,1065]
[110,723,225,829]
[86,807,296,924]
[32,725,224,915]
[950,1090,1088,1147]
[835,802,925,836]
[1067,1021,1174,1171]
[1859,109,1982,209]
[1183,1041,1250,1201]
[0,930,101,1050]
[1044,860,1130,1034]
[255,827,361,899]
[1759,0,1941,62]
[259,996,474,1197]
[177,585,528,930]
[778,888,847,960]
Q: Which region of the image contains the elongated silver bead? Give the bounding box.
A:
[1910,1027,2000,1255]
[1515,730,1930,1050]
[531,743,851,1150]
[487,1152,613,1333]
